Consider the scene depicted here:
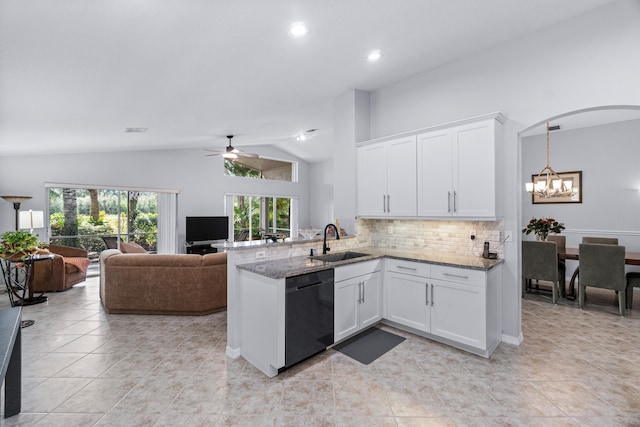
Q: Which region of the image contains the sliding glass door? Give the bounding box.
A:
[48,187,158,253]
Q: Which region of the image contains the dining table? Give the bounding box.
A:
[558,247,640,299]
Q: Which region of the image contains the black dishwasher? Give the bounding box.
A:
[284,269,334,368]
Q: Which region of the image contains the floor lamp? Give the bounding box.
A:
[1,195,33,230]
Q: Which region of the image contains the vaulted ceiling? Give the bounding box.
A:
[0,0,618,162]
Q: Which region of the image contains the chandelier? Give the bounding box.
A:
[525,122,575,198]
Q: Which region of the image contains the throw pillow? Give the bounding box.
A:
[119,241,147,253]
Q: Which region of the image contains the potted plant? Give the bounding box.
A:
[522,217,565,241]
[0,230,48,261]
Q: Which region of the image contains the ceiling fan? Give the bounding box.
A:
[204,135,259,159]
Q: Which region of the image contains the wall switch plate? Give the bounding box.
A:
[488,231,500,241]
[256,250,266,259]
[470,230,476,240]
[504,231,513,242]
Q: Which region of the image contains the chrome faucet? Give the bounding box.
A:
[322,223,340,254]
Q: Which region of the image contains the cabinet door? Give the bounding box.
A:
[386,136,417,216]
[417,130,453,217]
[359,272,382,329]
[453,120,496,218]
[430,278,485,349]
[357,143,388,216]
[334,278,360,342]
[386,271,430,332]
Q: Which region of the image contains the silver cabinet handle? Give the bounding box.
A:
[358,281,362,303]
[447,191,451,213]
[397,265,417,271]
[362,281,365,303]
[453,191,457,213]
[430,283,434,307]
[425,283,429,305]
[382,195,386,213]
[387,194,390,213]
[442,272,469,279]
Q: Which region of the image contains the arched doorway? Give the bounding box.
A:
[518,104,640,308]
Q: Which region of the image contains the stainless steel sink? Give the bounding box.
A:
[311,251,371,263]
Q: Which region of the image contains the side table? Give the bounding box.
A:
[1,254,54,307]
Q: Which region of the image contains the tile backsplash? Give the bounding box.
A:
[356,218,504,258]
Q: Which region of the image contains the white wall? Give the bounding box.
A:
[309,160,334,228]
[522,118,640,251]
[370,0,640,136]
[332,89,371,235]
[363,0,640,342]
[0,146,311,251]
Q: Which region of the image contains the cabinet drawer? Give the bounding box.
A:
[335,260,382,282]
[385,258,430,277]
[431,264,485,286]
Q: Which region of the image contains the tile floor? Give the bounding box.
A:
[2,276,640,426]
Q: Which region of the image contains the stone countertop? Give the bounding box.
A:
[236,246,503,279]
[213,235,355,251]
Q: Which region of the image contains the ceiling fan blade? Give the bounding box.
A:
[203,134,260,158]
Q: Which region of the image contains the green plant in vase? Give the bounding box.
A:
[0,230,48,261]
[522,217,565,241]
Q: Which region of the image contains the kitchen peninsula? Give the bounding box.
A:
[220,236,502,378]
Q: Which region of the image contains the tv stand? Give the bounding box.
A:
[186,243,218,255]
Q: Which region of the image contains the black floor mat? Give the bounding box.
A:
[332,327,406,365]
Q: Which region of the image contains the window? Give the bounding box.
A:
[232,195,292,241]
[225,156,297,182]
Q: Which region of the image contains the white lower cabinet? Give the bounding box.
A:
[430,277,484,348]
[386,271,430,332]
[385,260,501,357]
[334,261,382,342]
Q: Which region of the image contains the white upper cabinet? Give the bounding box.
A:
[358,113,504,221]
[357,136,417,217]
[417,116,503,220]
[416,129,453,217]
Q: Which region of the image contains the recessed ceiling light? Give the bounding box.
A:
[295,129,318,142]
[125,127,148,133]
[289,22,309,38]
[367,50,382,62]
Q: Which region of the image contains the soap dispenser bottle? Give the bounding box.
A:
[335,218,340,236]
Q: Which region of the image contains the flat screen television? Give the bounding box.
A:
[186,216,229,243]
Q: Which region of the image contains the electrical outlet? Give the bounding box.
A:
[504,231,513,242]
[256,250,266,259]
[469,229,476,240]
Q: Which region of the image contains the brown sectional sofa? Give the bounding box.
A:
[99,249,227,315]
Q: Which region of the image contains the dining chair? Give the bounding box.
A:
[582,237,618,245]
[578,243,626,316]
[547,235,566,250]
[547,235,567,296]
[522,240,564,303]
[625,272,640,309]
[568,237,620,299]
